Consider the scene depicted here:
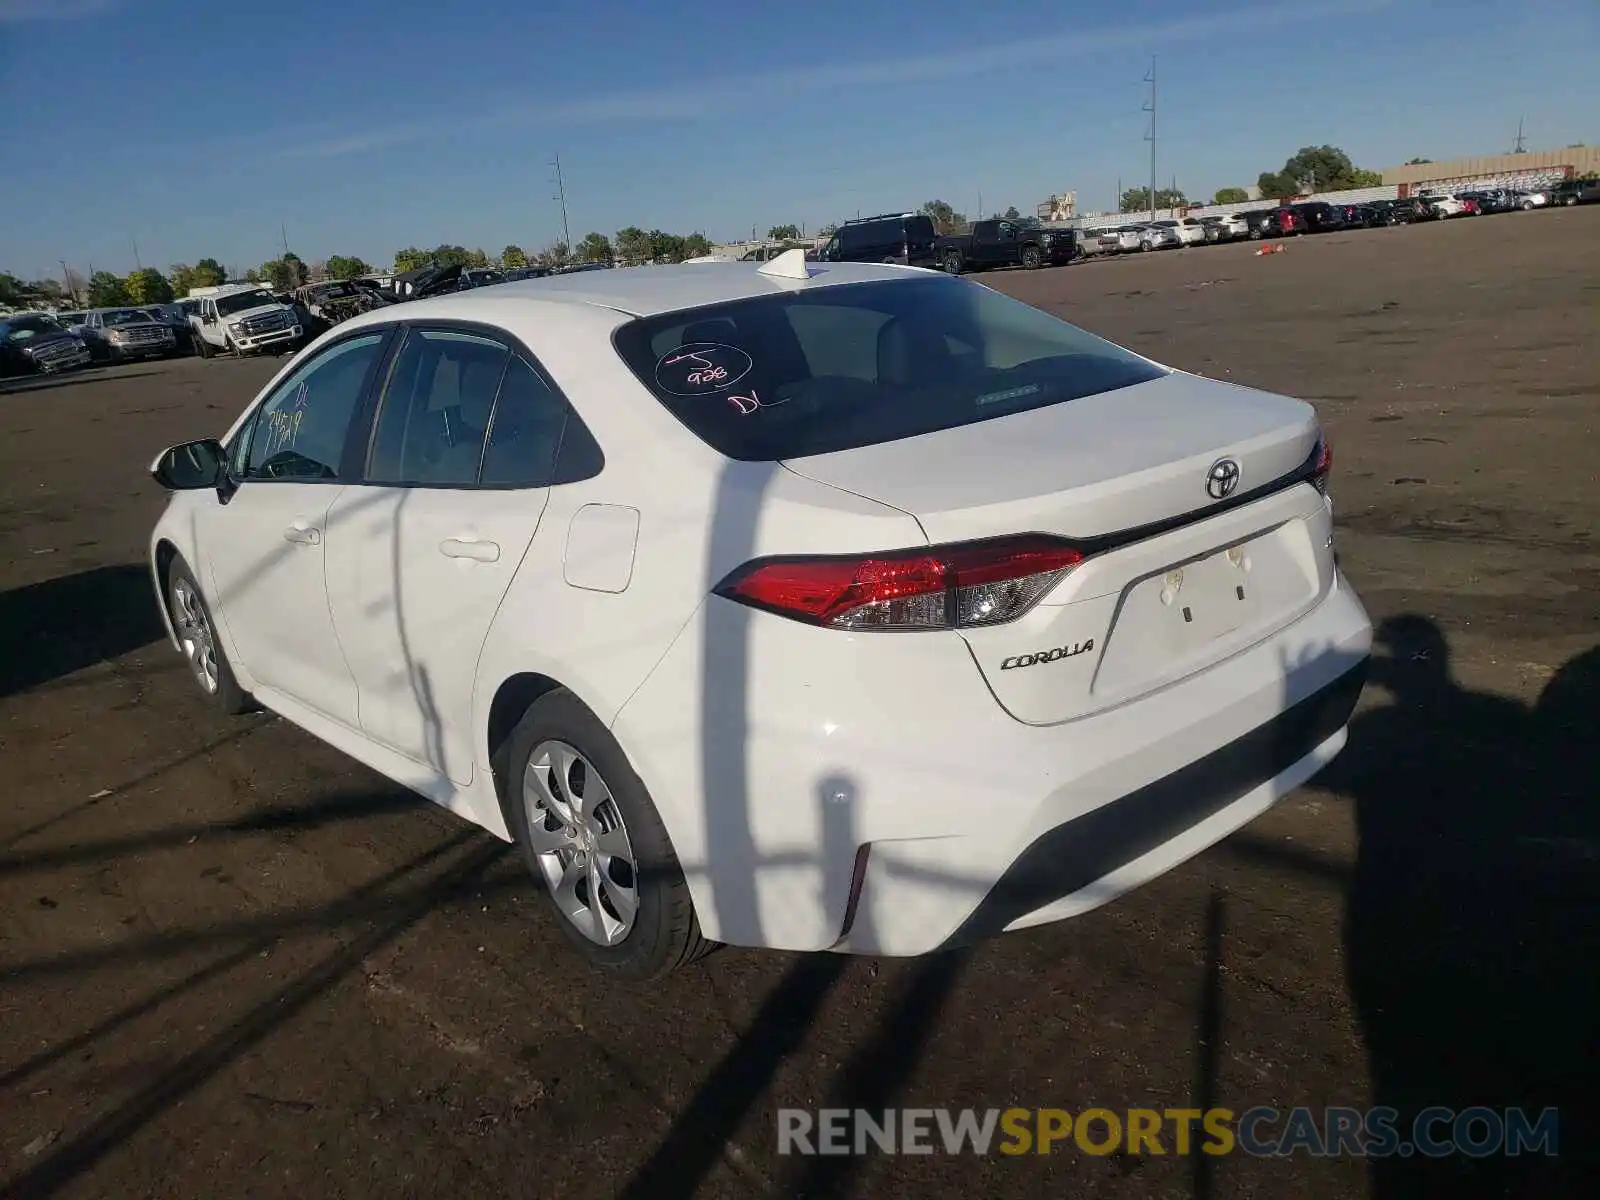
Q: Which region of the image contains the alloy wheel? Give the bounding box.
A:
[522,740,640,946]
[172,578,219,694]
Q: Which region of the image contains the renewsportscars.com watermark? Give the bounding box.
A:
[777,1106,1560,1159]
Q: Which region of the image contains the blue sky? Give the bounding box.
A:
[1,0,1594,278]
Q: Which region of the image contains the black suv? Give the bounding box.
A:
[815,213,939,267]
[1288,201,1346,232]
[1550,177,1600,206]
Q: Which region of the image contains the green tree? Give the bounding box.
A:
[466,248,490,269]
[1259,145,1382,198]
[614,227,652,266]
[0,272,22,305]
[501,245,528,269]
[326,255,370,280]
[261,252,308,292]
[87,271,131,307]
[918,200,968,235]
[1405,157,1433,165]
[576,232,612,263]
[124,268,173,305]
[767,223,799,240]
[647,230,685,263]
[392,247,430,272]
[429,245,472,268]
[1121,186,1187,212]
[1212,186,1249,205]
[538,241,571,269]
[192,258,226,288]
[819,223,838,237]
[1002,205,1022,220]
[682,232,712,259]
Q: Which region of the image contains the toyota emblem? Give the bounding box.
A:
[1206,458,1241,500]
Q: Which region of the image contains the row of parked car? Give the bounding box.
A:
[0,259,623,380]
[1077,181,1594,255]
[1089,178,1598,255]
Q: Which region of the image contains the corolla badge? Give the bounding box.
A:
[1206,458,1241,500]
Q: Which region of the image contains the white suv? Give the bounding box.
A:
[148,255,1371,978]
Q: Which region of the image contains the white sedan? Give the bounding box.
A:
[147,252,1372,978]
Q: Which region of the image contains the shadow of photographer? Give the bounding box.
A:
[1323,616,1600,1196]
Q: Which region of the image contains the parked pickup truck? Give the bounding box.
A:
[935,219,1076,274]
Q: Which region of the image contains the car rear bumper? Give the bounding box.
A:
[613,566,1371,955]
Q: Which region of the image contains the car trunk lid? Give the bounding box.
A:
[780,371,1332,722]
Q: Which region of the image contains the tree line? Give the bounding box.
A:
[1114,146,1386,214]
[1,224,724,311]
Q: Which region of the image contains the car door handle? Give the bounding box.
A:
[283,523,321,546]
[440,537,500,563]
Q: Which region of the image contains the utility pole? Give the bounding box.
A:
[550,154,572,250]
[977,189,983,221]
[1143,55,1158,219]
[1512,116,1527,154]
[60,260,73,304]
[131,236,142,272]
[281,222,291,256]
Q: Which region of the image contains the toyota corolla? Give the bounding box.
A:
[147,252,1371,979]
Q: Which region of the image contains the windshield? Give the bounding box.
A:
[103,309,149,326]
[2,315,62,342]
[611,276,1166,462]
[216,290,275,316]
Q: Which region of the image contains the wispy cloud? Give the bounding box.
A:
[271,0,1394,161]
[0,0,118,21]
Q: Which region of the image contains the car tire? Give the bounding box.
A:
[166,557,252,715]
[504,689,711,979]
[194,333,211,359]
[224,334,240,356]
[1021,245,1043,269]
[940,250,963,275]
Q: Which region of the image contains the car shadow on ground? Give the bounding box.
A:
[0,564,167,700]
[0,369,164,397]
[1234,617,1600,1196]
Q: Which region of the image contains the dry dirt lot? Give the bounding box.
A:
[2,209,1597,1200]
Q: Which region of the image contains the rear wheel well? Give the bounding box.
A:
[487,672,569,813]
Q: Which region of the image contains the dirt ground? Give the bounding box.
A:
[2,209,1597,1200]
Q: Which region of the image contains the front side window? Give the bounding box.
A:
[367,329,510,486]
[241,332,388,481]
[612,277,1166,462]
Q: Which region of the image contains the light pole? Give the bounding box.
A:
[551,154,572,251]
[1143,56,1158,219]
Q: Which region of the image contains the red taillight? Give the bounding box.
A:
[1312,433,1333,494]
[715,535,1086,631]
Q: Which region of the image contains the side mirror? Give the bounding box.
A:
[151,439,226,490]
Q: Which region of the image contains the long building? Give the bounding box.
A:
[1382,146,1600,195]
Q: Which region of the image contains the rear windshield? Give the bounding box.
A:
[611,277,1165,461]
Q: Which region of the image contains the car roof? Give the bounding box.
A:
[386,259,931,319]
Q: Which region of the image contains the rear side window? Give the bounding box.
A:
[904,215,936,248]
[612,277,1165,462]
[480,356,568,487]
